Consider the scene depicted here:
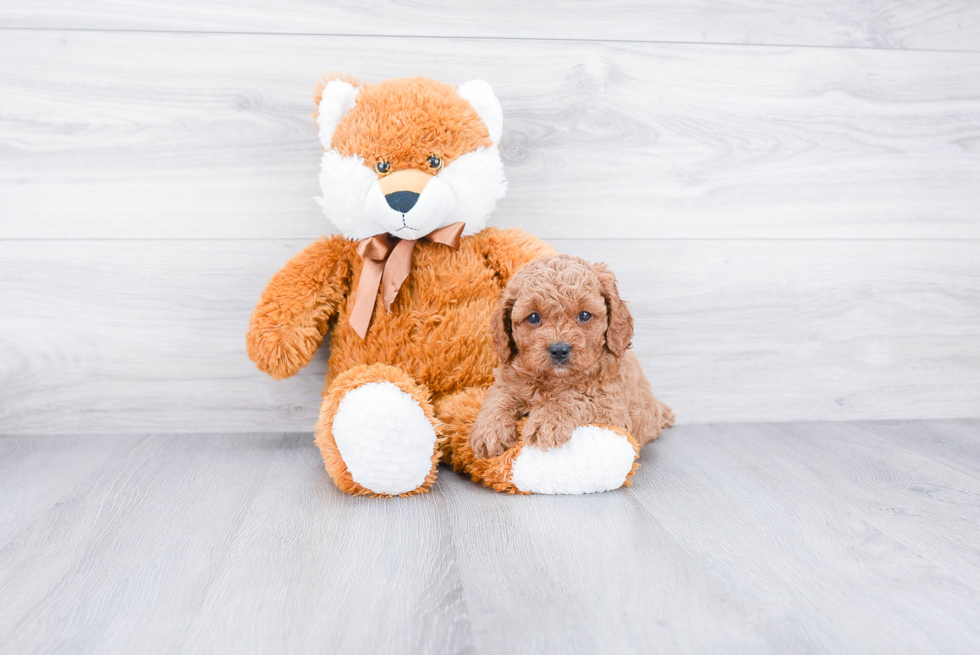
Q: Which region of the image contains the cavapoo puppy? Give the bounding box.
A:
[470,254,674,459]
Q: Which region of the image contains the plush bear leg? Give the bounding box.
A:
[435,387,641,495]
[508,425,641,494]
[435,386,526,493]
[315,363,440,497]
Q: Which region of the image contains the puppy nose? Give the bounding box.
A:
[385,191,419,213]
[548,342,572,363]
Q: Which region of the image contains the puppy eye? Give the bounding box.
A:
[376,161,391,175]
[427,155,443,170]
[526,312,542,325]
[578,311,592,322]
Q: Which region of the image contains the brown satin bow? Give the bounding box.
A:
[349,222,465,338]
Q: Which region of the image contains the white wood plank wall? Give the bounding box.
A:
[1,3,978,434]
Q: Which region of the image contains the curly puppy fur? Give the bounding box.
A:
[470,255,674,459]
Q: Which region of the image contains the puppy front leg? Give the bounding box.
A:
[522,393,588,451]
[470,383,522,459]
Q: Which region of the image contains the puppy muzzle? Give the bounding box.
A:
[548,341,572,365]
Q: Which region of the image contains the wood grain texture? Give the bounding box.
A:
[3,30,980,240]
[863,419,980,478]
[436,466,771,653]
[2,421,980,653]
[0,432,473,654]
[2,0,980,52]
[1,238,977,434]
[624,420,980,653]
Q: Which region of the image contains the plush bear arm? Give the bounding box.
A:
[246,235,354,380]
[479,228,557,284]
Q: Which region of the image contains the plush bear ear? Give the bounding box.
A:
[317,79,360,149]
[458,79,503,146]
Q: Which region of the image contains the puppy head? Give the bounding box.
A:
[314,75,507,240]
[492,255,634,377]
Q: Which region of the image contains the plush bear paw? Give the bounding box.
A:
[509,425,640,494]
[328,381,439,496]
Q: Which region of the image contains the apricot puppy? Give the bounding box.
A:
[470,254,674,459]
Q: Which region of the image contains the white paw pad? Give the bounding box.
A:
[510,426,637,495]
[331,382,437,495]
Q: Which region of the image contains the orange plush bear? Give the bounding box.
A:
[247,76,643,496]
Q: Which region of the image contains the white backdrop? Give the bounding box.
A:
[1,2,979,433]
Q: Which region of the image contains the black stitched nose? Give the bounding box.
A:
[548,342,571,363]
[385,191,419,213]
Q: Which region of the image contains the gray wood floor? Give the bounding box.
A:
[2,420,979,654]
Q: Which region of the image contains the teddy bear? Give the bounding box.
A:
[247,75,649,496]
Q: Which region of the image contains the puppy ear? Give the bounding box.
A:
[316,79,360,149]
[593,263,634,357]
[491,288,518,364]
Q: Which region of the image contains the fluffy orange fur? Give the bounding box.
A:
[247,228,556,495]
[470,255,675,459]
[315,76,491,173]
[314,363,441,497]
[435,387,529,494]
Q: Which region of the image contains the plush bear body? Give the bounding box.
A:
[322,230,547,396]
[248,225,553,496]
[248,75,647,496]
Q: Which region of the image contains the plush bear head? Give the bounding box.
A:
[314,76,507,241]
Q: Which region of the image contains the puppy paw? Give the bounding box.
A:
[470,412,518,459]
[522,409,574,451]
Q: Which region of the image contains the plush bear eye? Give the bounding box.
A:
[526,312,541,325]
[427,155,443,170]
[376,161,391,175]
[578,311,592,323]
